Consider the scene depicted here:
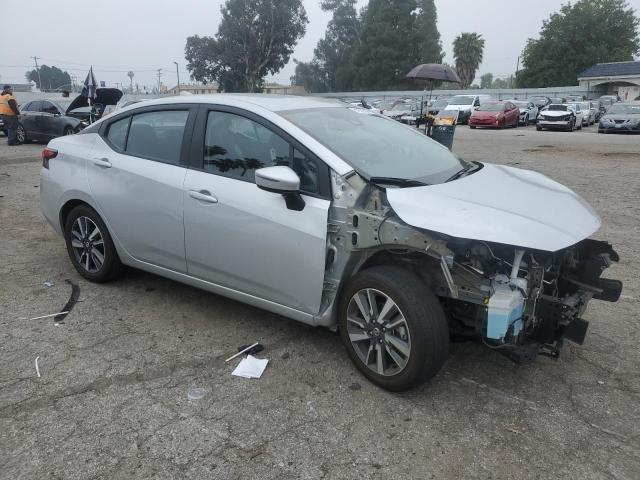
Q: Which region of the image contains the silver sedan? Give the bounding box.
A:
[40,95,621,391]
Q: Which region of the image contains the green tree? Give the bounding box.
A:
[185,0,308,92]
[518,0,639,87]
[25,65,71,91]
[292,0,360,93]
[291,59,329,93]
[352,0,444,91]
[453,33,485,88]
[480,72,493,89]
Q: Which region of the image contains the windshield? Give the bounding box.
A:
[281,107,465,185]
[448,96,474,105]
[478,103,505,112]
[547,105,568,111]
[607,104,640,115]
[431,99,449,108]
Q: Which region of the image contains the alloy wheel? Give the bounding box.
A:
[346,288,412,377]
[16,125,25,143]
[70,216,105,273]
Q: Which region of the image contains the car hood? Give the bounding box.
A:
[603,114,640,121]
[472,111,501,119]
[385,163,601,252]
[66,88,124,113]
[444,104,473,112]
[541,110,573,117]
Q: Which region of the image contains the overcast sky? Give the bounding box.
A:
[2,0,639,90]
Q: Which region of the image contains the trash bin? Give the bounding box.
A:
[430,124,456,150]
[429,112,458,150]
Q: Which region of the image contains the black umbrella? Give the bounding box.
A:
[406,63,461,119]
[406,63,461,83]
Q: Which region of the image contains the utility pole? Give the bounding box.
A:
[514,55,521,88]
[31,56,43,91]
[156,69,162,93]
[173,61,180,94]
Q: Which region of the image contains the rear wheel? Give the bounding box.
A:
[536,125,542,131]
[16,123,27,143]
[469,125,476,129]
[339,266,449,391]
[63,205,123,282]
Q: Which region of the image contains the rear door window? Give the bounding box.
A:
[26,101,42,112]
[125,110,189,165]
[41,101,59,114]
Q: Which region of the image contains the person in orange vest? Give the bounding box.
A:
[1,85,21,145]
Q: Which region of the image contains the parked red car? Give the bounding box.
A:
[469,101,520,129]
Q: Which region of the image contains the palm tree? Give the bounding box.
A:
[453,33,485,88]
[127,71,135,93]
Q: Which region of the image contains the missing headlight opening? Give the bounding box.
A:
[320,170,621,365]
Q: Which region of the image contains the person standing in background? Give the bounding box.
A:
[0,85,21,145]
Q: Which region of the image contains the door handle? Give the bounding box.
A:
[189,190,218,204]
[92,157,112,168]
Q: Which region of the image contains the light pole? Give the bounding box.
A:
[173,61,180,94]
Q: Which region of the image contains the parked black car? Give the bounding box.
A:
[598,102,640,134]
[16,99,81,143]
[13,88,123,143]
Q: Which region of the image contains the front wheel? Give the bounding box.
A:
[338,266,449,391]
[64,205,123,282]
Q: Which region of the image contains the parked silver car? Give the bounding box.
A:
[40,95,621,391]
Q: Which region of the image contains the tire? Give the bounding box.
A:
[567,119,575,132]
[536,126,542,131]
[338,266,449,391]
[63,126,74,136]
[598,129,604,134]
[469,125,476,129]
[63,204,123,282]
[16,123,27,143]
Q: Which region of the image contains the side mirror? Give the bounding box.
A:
[255,166,305,211]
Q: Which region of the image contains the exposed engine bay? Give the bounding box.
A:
[318,169,622,362]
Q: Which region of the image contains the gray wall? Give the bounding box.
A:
[313,85,604,101]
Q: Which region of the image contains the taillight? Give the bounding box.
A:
[42,148,57,169]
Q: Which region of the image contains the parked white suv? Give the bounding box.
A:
[441,94,491,124]
[40,95,621,391]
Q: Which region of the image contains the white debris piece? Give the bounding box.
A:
[231,355,269,379]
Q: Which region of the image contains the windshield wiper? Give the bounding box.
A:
[368,177,429,187]
[445,162,482,183]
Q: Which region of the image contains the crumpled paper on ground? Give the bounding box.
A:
[231,355,269,379]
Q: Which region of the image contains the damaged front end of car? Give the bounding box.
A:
[317,169,622,363]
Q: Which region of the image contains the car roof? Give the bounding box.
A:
[120,94,342,113]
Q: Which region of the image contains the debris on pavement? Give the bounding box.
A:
[34,356,41,378]
[225,342,260,362]
[25,311,70,321]
[231,355,269,379]
[187,387,207,401]
[43,280,54,288]
[237,343,264,356]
